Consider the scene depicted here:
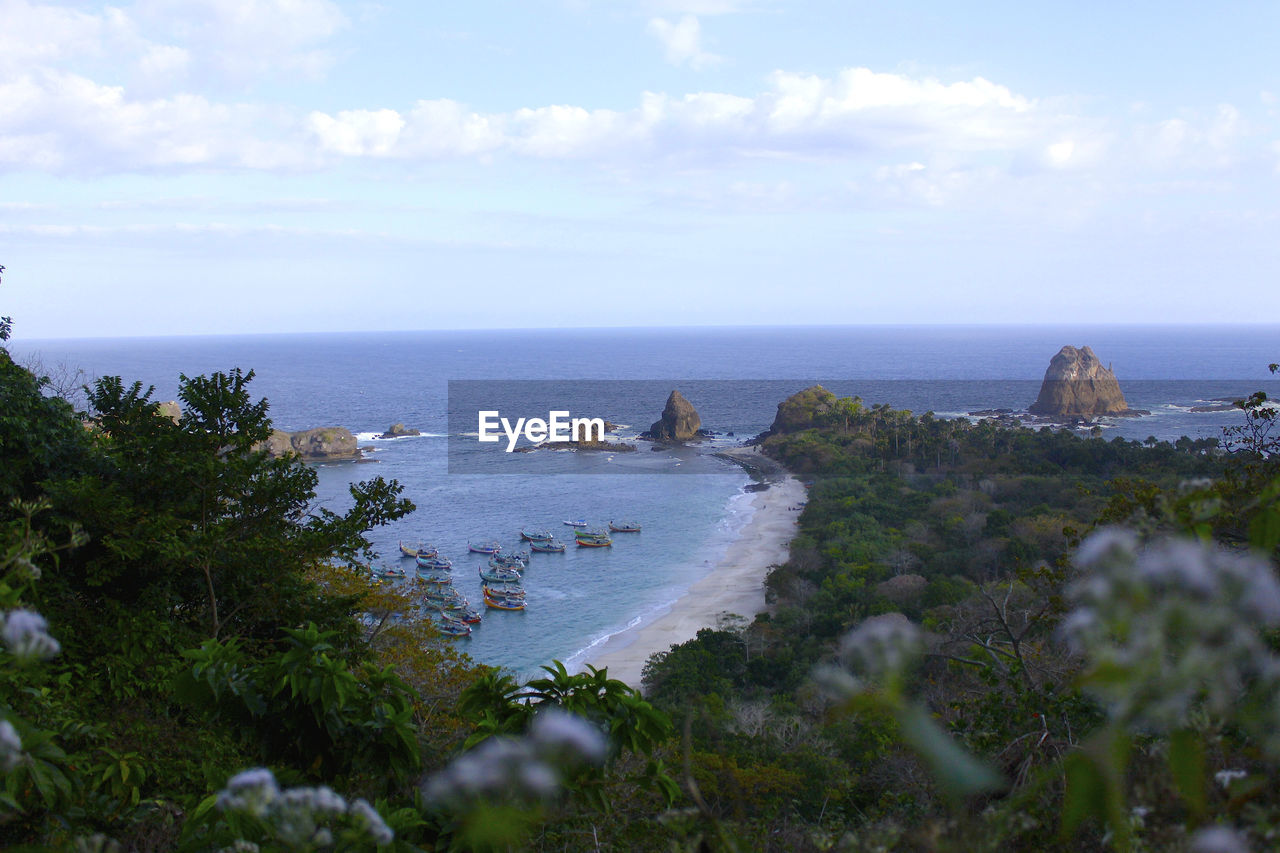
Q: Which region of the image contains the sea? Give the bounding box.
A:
[11,325,1278,678]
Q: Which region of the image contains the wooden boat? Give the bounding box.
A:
[436,617,472,637]
[608,521,642,533]
[483,589,527,611]
[481,580,526,597]
[399,541,437,559]
[416,554,452,571]
[415,570,452,585]
[424,586,465,606]
[479,564,522,584]
[520,528,553,542]
[530,539,566,553]
[490,551,528,570]
[563,519,588,528]
[376,566,408,579]
[468,540,502,554]
[445,605,482,624]
[576,527,609,538]
[575,535,612,548]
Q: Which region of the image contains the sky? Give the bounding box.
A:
[2,0,1280,338]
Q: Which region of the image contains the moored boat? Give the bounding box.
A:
[608,520,642,533]
[563,519,588,528]
[530,539,566,553]
[520,528,553,542]
[376,565,408,579]
[468,540,502,554]
[490,551,528,570]
[483,588,527,610]
[436,617,472,637]
[573,527,611,548]
[399,541,437,558]
[416,554,452,571]
[415,570,452,585]
[480,564,523,584]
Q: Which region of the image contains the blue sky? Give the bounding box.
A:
[2,0,1279,338]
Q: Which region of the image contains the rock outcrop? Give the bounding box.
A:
[264,427,362,461]
[767,385,837,434]
[646,390,701,442]
[378,423,421,438]
[1028,346,1129,417]
[156,401,182,423]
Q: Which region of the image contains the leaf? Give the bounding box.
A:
[1168,729,1206,819]
[1061,752,1107,837]
[894,704,1003,803]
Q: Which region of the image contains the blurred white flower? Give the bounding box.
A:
[349,798,394,845]
[0,719,23,772]
[838,613,922,681]
[1,609,61,661]
[529,709,608,765]
[1214,769,1247,789]
[1190,825,1250,853]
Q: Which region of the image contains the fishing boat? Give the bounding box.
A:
[483,588,527,611]
[415,570,452,585]
[424,586,465,606]
[479,564,523,584]
[436,617,472,637]
[575,529,612,547]
[445,605,482,624]
[468,540,502,554]
[490,551,528,570]
[481,580,526,598]
[608,521,642,533]
[376,565,408,579]
[416,554,452,571]
[563,519,588,528]
[520,528,553,542]
[530,539,566,553]
[399,541,437,558]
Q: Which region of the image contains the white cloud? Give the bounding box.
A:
[647,15,721,70]
[308,108,404,156]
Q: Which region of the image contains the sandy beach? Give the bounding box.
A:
[586,447,806,688]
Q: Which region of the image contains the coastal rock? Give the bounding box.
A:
[263,427,362,461]
[647,390,701,442]
[156,400,182,423]
[766,385,837,435]
[1028,346,1129,417]
[378,422,421,438]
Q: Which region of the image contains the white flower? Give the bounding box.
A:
[1190,825,1250,853]
[349,798,394,844]
[529,710,608,765]
[0,719,23,772]
[1214,769,1248,789]
[1,609,60,661]
[217,768,280,817]
[1073,527,1138,571]
[838,613,922,680]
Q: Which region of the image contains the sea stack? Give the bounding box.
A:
[648,390,701,442]
[1028,346,1129,417]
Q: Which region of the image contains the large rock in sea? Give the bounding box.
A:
[264,427,362,461]
[378,423,421,438]
[1028,346,1129,417]
[648,390,701,442]
[767,385,837,434]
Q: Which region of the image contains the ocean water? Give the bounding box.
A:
[11,325,1279,676]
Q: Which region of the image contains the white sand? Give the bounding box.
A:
[586,450,806,688]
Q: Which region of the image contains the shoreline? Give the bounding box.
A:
[585,447,806,688]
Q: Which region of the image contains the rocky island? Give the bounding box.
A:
[378,423,421,438]
[1028,345,1135,418]
[643,390,702,442]
[264,427,363,461]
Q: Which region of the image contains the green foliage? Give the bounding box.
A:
[177,624,421,787]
